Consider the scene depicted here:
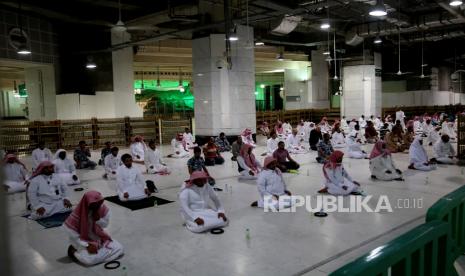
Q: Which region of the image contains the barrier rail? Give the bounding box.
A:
[329,221,456,276]
[426,185,465,259]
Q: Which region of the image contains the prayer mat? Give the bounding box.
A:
[105,196,174,211]
[23,211,72,228]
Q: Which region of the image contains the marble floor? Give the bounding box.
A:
[4,136,465,276]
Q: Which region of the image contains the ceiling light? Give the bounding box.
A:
[260,84,266,89]
[229,35,238,41]
[255,41,264,46]
[369,0,387,17]
[374,36,382,44]
[449,0,463,6]
[320,23,330,29]
[323,50,331,55]
[276,53,284,61]
[17,46,31,55]
[334,75,338,80]
[86,62,97,69]
[179,85,185,93]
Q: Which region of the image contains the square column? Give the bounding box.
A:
[25,65,57,121]
[193,25,255,137]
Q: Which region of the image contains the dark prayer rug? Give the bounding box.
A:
[104,196,174,211]
[23,211,72,228]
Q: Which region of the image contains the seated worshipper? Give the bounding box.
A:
[413,116,423,135]
[2,154,29,193]
[274,121,285,138]
[379,123,390,140]
[428,126,441,146]
[130,136,146,164]
[74,141,97,170]
[369,141,403,181]
[395,110,406,130]
[215,132,231,152]
[309,126,323,151]
[316,133,334,164]
[319,117,331,133]
[403,126,416,148]
[251,156,292,209]
[346,131,368,159]
[64,191,123,266]
[340,116,349,133]
[99,141,112,166]
[408,137,436,171]
[237,144,261,180]
[431,134,457,164]
[116,154,157,201]
[391,120,405,136]
[27,161,72,220]
[144,140,170,174]
[203,137,225,166]
[320,151,362,196]
[441,119,457,142]
[32,141,53,169]
[297,121,310,142]
[273,141,300,172]
[183,128,198,149]
[374,116,383,130]
[282,121,292,135]
[53,149,80,186]
[187,147,217,188]
[331,123,346,148]
[241,128,256,147]
[266,131,279,156]
[423,119,434,137]
[348,119,358,132]
[179,171,228,233]
[364,121,379,144]
[259,121,270,137]
[231,136,243,161]
[103,147,120,179]
[169,133,190,158]
[286,129,308,154]
[385,127,407,153]
[358,115,367,129]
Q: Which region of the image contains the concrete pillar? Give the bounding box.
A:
[284,67,309,110]
[192,25,255,139]
[25,65,57,121]
[342,52,382,119]
[111,29,143,117]
[310,50,330,108]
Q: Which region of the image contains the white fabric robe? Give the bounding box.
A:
[346,136,367,159]
[395,111,406,129]
[266,138,279,156]
[130,142,146,161]
[340,119,349,132]
[104,154,121,179]
[358,117,367,128]
[241,134,256,147]
[374,118,383,130]
[32,148,53,168]
[286,134,307,154]
[3,163,28,193]
[369,155,402,181]
[283,123,292,135]
[116,165,148,201]
[53,157,80,186]
[409,138,436,171]
[256,169,291,209]
[63,211,123,266]
[433,140,456,164]
[27,174,70,219]
[323,166,360,196]
[331,132,346,148]
[441,122,457,141]
[171,139,190,158]
[183,132,197,149]
[237,156,261,180]
[179,184,228,233]
[428,129,441,146]
[144,148,169,174]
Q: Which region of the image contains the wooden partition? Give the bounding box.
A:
[458,114,465,161]
[256,108,340,126]
[382,105,465,119]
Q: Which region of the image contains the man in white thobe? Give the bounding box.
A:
[27,161,72,220]
[395,110,406,130]
[116,154,155,201]
[170,133,190,158]
[53,149,80,186]
[266,132,279,156]
[286,129,307,154]
[432,135,457,164]
[104,147,120,179]
[145,140,170,174]
[32,141,53,169]
[2,154,29,193]
[179,171,228,233]
[183,128,197,149]
[358,115,367,129]
[130,136,146,164]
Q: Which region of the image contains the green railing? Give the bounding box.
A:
[329,221,456,276]
[426,185,465,259]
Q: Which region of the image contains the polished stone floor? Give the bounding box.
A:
[4,136,465,276]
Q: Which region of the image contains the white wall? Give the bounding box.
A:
[56,92,117,120]
[382,90,465,107]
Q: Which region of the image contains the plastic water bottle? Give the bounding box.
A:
[121,266,127,276]
[154,199,158,207]
[245,228,250,240]
[225,184,229,192]
[229,185,233,194]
